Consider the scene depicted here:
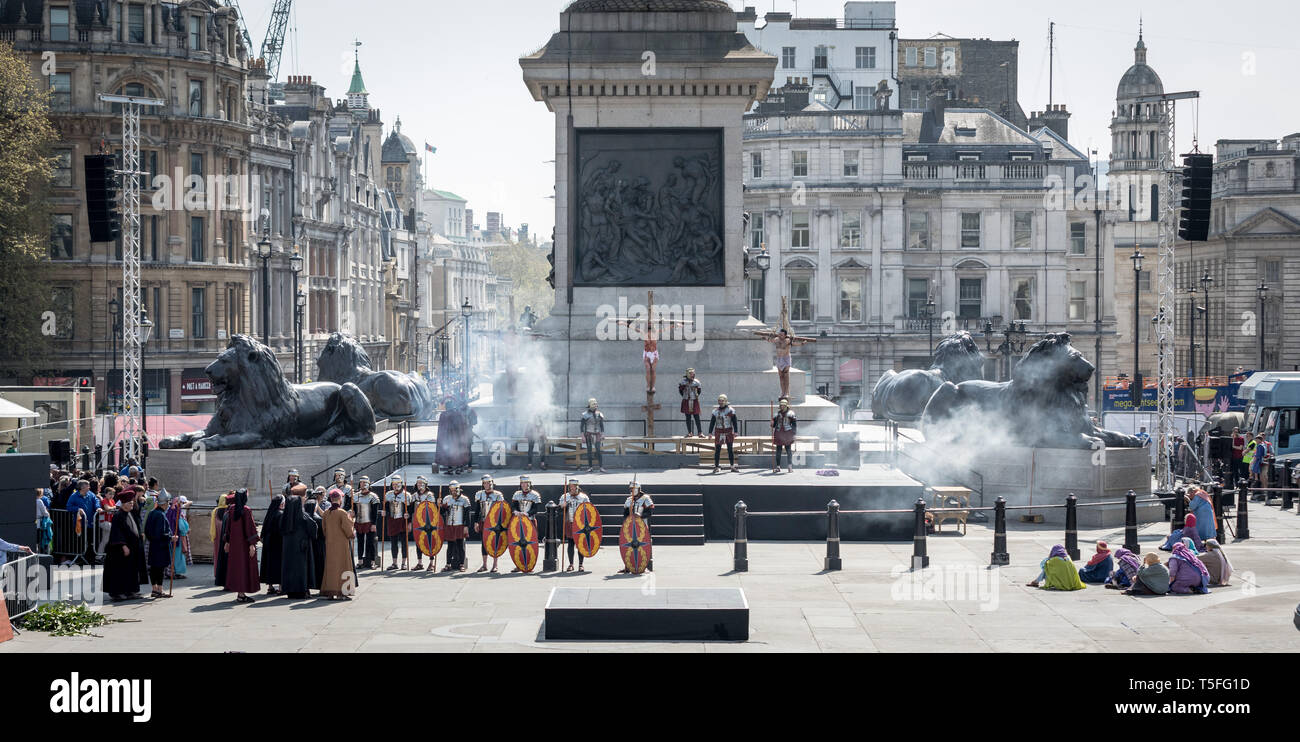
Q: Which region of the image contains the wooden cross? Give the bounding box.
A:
[751,298,818,343]
[642,393,662,438]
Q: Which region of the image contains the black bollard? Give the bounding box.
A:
[1236,482,1251,540]
[990,497,1010,566]
[1283,471,1294,511]
[1172,488,1186,533]
[912,498,929,570]
[1212,483,1226,543]
[824,500,842,571]
[1123,490,1140,553]
[733,501,748,573]
[542,501,558,572]
[1065,494,1080,560]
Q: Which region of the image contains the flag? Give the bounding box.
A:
[425,143,437,154]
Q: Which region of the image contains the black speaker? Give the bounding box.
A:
[837,430,860,470]
[1208,435,1232,461]
[1178,153,1212,242]
[84,154,121,243]
[47,439,71,466]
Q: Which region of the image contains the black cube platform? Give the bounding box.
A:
[544,587,748,642]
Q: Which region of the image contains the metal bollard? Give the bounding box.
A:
[912,498,929,570]
[990,497,1009,566]
[1283,481,1294,512]
[1172,488,1186,533]
[824,500,842,571]
[733,501,748,573]
[1212,483,1226,543]
[1123,490,1140,553]
[1236,482,1250,540]
[542,501,558,572]
[1065,494,1080,560]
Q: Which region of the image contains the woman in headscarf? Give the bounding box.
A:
[220,489,260,604]
[261,494,285,595]
[1106,547,1142,590]
[1027,545,1086,590]
[1187,489,1217,542]
[280,483,316,599]
[211,492,232,587]
[1200,539,1233,586]
[164,495,187,580]
[101,490,147,602]
[1077,540,1113,584]
[305,495,326,591]
[320,489,357,600]
[1180,536,1200,555]
[143,494,173,599]
[1124,553,1171,596]
[1168,541,1211,594]
[1159,512,1203,552]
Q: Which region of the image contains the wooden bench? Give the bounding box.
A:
[928,486,972,535]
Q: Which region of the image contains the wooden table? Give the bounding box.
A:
[928,486,972,535]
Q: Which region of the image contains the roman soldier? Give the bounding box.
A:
[679,368,703,438]
[412,476,439,572]
[282,469,302,497]
[509,475,542,573]
[580,398,607,473]
[383,475,411,571]
[352,476,378,569]
[772,396,797,474]
[331,469,354,510]
[440,481,471,573]
[312,486,330,518]
[472,474,506,573]
[619,480,654,574]
[709,394,740,474]
[558,478,591,573]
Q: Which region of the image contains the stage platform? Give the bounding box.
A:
[544,587,748,642]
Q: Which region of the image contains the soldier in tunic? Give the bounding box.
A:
[619,481,655,574]
[440,481,471,572]
[771,396,798,474]
[282,469,302,498]
[580,398,608,473]
[352,476,379,569]
[412,475,439,572]
[509,475,542,573]
[559,478,591,573]
[709,394,740,474]
[384,475,412,571]
[331,469,354,511]
[679,368,703,438]
[472,474,507,573]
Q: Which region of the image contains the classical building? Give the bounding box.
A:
[737,2,898,111]
[897,35,1026,129]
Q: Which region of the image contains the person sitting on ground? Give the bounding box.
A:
[1123,553,1171,596]
[1159,512,1202,552]
[1106,547,1142,590]
[1186,488,1217,542]
[1027,545,1085,590]
[1077,540,1113,584]
[1199,539,1233,586]
[1168,541,1211,595]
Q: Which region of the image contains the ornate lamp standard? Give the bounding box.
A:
[461,297,473,398]
[257,232,273,348]
[1257,282,1269,370]
[1200,272,1214,377]
[290,248,304,382]
[138,310,154,439]
[922,296,937,356]
[1130,248,1144,401]
[981,319,1029,381]
[109,296,122,414]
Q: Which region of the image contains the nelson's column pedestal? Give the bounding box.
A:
[516,0,839,439]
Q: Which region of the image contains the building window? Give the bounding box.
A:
[749,276,766,322]
[52,149,73,188]
[791,211,810,248]
[782,47,796,69]
[843,150,859,177]
[128,4,145,43]
[853,87,875,110]
[190,152,205,192]
[908,88,921,109]
[959,278,983,320]
[749,212,764,250]
[961,212,981,249]
[1150,183,1159,222]
[189,15,203,51]
[149,215,159,262]
[1013,211,1033,249]
[50,215,74,260]
[1138,270,1151,292]
[838,275,863,322]
[50,288,73,339]
[1069,222,1087,255]
[840,213,862,248]
[1263,259,1281,285]
[814,46,829,70]
[1013,276,1036,321]
[751,152,763,179]
[907,278,930,319]
[942,47,956,72]
[190,216,205,262]
[789,277,811,322]
[50,73,72,112]
[924,47,937,67]
[191,287,206,339]
[792,150,808,177]
[50,6,70,41]
[907,212,929,250]
[905,47,917,67]
[1069,281,1088,321]
[855,47,876,69]
[189,80,204,117]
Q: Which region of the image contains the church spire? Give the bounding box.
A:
[347,41,370,113]
[1134,19,1148,65]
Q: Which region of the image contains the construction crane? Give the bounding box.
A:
[224,0,253,51]
[260,0,294,82]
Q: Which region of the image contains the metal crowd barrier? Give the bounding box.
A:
[3,551,39,628]
[48,509,89,565]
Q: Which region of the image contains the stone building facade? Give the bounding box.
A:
[897,35,1026,129]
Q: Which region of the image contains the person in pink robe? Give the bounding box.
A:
[221,488,261,603]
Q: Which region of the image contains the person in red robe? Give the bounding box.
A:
[220,488,261,603]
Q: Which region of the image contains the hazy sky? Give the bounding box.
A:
[236,0,1300,238]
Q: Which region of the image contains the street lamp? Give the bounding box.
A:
[981,319,1029,381]
[1200,272,1214,377]
[461,298,473,399]
[1130,248,1144,402]
[109,296,121,414]
[138,310,154,441]
[923,296,937,356]
[294,287,307,384]
[257,232,273,348]
[1257,282,1269,370]
[1188,287,1200,381]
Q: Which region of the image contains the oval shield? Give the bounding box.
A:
[573,502,603,559]
[619,515,653,575]
[508,514,539,573]
[413,501,443,557]
[483,500,512,558]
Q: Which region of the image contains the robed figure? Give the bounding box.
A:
[102,493,147,601]
[306,499,326,590]
[280,488,317,598]
[261,494,285,593]
[220,490,261,598]
[320,498,357,599]
[435,396,474,473]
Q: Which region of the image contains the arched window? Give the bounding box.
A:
[111,83,151,113]
[1150,183,1160,221]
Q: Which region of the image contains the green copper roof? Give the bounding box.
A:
[348,58,367,95]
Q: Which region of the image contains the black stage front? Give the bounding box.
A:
[544,587,748,641]
[0,454,51,547]
[396,464,925,542]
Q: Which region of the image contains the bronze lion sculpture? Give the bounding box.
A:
[316,332,436,421]
[871,331,986,423]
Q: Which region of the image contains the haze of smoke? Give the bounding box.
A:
[477,330,559,440]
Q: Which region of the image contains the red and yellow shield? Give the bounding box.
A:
[573,502,603,559]
[618,515,653,575]
[413,501,443,557]
[507,514,540,573]
[483,500,512,558]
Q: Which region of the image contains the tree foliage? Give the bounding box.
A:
[485,241,554,324]
[0,42,57,376]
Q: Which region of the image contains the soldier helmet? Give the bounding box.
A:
[718,394,729,404]
[358,475,371,484]
[587,398,598,409]
[481,474,493,482]
[288,469,300,477]
[333,468,346,477]
[391,474,404,484]
[416,475,428,485]
[449,480,460,489]
[519,474,531,484]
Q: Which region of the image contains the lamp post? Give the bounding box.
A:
[1200,272,1213,377]
[109,296,121,414]
[257,232,273,348]
[981,319,1029,381]
[923,296,937,357]
[1257,282,1269,370]
[438,332,449,393]
[1188,287,1199,381]
[290,249,304,382]
[461,297,473,398]
[1130,248,1144,402]
[138,310,154,437]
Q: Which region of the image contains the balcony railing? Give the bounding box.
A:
[902,316,1007,333]
[903,161,1045,185]
[744,110,900,137]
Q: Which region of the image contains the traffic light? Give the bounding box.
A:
[84,154,121,243]
[1178,153,1212,242]
[546,245,556,289]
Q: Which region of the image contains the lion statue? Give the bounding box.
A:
[315,332,436,421]
[921,333,1144,450]
[871,331,985,423]
[159,335,376,451]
